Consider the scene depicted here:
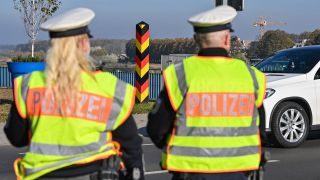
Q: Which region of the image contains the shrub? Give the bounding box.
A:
[132,101,155,114]
[12,55,43,62]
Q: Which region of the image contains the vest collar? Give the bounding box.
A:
[198,48,229,57]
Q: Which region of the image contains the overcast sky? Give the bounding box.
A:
[1,0,320,45]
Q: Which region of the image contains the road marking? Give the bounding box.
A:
[19,152,25,155]
[267,160,280,163]
[145,170,168,175]
[142,143,154,146]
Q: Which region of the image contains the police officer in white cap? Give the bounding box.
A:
[5,7,144,180]
[147,5,266,180]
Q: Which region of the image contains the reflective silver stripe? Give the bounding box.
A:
[29,142,101,156]
[163,99,187,154]
[170,146,259,157]
[25,146,113,175]
[245,65,259,126]
[174,63,187,96]
[21,73,31,102]
[246,65,259,100]
[99,132,107,145]
[177,126,258,137]
[177,98,187,125]
[252,105,258,127]
[106,79,127,130]
[30,132,107,156]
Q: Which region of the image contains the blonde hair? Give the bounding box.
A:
[45,34,94,115]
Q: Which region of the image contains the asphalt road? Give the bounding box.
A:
[2,132,320,180]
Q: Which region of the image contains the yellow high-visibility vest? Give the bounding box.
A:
[13,71,136,180]
[162,56,266,173]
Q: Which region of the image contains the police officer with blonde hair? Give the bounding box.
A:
[5,8,144,180]
[147,5,266,180]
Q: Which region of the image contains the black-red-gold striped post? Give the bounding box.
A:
[135,21,150,103]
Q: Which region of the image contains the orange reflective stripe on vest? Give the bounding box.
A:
[26,88,113,123]
[186,92,255,117]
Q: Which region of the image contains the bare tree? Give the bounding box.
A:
[13,0,61,57]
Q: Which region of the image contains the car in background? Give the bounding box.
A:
[256,45,320,147]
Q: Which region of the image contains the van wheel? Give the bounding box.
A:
[271,102,309,148]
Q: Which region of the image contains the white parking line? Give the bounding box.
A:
[145,170,168,175]
[268,160,280,163]
[19,152,25,155]
[142,143,154,146]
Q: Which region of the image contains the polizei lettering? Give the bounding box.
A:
[26,88,112,123]
[186,93,255,117]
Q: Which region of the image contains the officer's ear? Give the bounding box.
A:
[78,38,91,54]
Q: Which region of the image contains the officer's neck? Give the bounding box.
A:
[198,48,229,57]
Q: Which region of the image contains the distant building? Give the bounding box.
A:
[118,54,128,60]
[117,54,129,63]
[241,40,253,49]
[161,54,194,71]
[90,46,102,52]
[231,36,254,50]
[293,39,308,48]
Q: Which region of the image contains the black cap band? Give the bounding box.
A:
[193,23,234,33]
[49,26,93,38]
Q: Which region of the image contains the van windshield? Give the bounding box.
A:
[255,49,320,73]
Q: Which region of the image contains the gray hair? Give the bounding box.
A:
[194,30,229,48]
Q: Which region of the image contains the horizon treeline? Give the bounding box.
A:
[2,28,320,60]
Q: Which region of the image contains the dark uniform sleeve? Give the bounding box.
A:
[112,115,144,178]
[4,103,29,147]
[147,88,176,149]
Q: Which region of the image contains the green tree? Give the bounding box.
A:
[310,34,320,45]
[246,41,259,59]
[257,30,294,58]
[13,0,61,57]
[299,31,312,40]
[125,39,136,60]
[306,29,320,45]
[230,36,246,61]
[91,48,108,58]
[125,38,198,62]
[288,33,299,42]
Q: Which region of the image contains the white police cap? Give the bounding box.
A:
[188,5,237,33]
[40,7,95,38]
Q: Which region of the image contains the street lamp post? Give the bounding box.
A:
[214,0,244,11]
